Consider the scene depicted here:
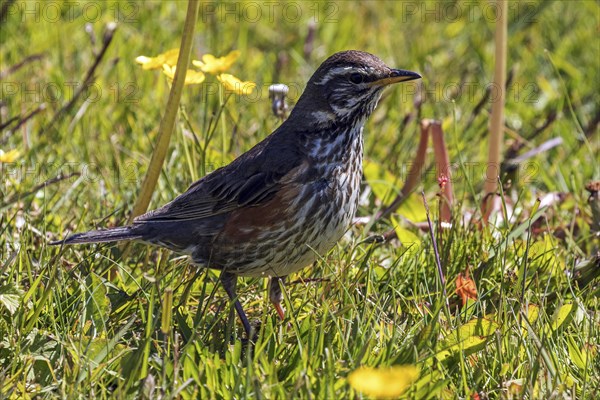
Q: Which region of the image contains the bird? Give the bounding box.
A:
[51,50,421,337]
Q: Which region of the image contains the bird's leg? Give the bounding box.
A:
[269,276,287,320]
[220,271,252,337]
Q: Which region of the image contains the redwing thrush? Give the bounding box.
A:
[51,50,421,336]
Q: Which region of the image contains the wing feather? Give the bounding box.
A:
[134,132,302,223]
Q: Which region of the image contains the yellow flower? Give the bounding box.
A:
[347,365,420,399]
[192,50,241,74]
[162,64,205,85]
[136,48,180,70]
[0,149,20,163]
[217,74,255,95]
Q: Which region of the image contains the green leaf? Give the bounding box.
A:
[528,233,562,269]
[363,159,399,204]
[85,274,111,333]
[77,315,136,384]
[0,283,24,315]
[521,304,540,337]
[391,216,422,252]
[412,370,449,400]
[551,303,574,331]
[396,193,427,223]
[566,335,587,370]
[438,317,499,360]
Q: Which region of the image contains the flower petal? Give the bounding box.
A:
[217,73,255,95]
[136,48,180,70]
[348,365,420,399]
[162,64,205,85]
[184,70,206,85]
[195,50,241,74]
[161,48,181,67]
[0,149,20,163]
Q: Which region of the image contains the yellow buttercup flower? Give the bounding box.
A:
[0,149,20,163]
[217,74,256,95]
[136,48,180,70]
[162,64,206,85]
[193,50,241,74]
[348,365,420,399]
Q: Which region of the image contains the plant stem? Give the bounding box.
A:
[219,84,227,163]
[128,0,201,221]
[482,0,508,222]
[422,190,450,314]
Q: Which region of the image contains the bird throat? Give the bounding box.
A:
[305,118,364,167]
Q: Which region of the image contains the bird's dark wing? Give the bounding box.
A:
[134,132,303,223]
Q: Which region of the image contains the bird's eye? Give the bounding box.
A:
[348,73,364,84]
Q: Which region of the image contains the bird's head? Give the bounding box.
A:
[290,50,421,127]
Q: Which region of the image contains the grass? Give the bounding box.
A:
[1,1,599,398]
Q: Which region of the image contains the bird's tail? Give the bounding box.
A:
[50,225,143,246]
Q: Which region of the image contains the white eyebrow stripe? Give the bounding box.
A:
[314,65,381,86]
[315,66,354,85]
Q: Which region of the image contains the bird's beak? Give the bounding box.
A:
[370,69,422,87]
